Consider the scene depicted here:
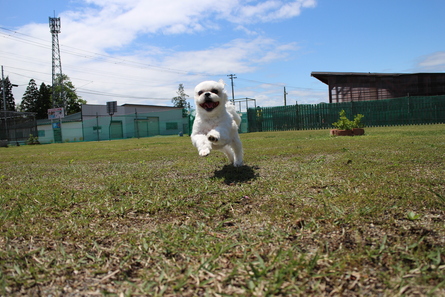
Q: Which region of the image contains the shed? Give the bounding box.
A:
[81,104,185,141]
[36,112,82,143]
[35,104,186,143]
[311,72,445,103]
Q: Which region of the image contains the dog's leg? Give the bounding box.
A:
[207,127,232,146]
[220,146,235,164]
[192,134,212,156]
[231,135,243,167]
[207,129,221,144]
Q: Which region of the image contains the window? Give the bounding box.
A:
[166,122,178,130]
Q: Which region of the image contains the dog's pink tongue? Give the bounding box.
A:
[200,101,219,110]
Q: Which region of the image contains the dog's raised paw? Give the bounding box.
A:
[208,135,218,142]
[199,148,211,156]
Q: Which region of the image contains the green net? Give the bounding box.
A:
[247,95,445,132]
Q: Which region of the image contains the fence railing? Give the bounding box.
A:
[246,95,445,132]
[1,111,37,143]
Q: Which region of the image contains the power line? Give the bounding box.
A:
[0,27,220,77]
[3,64,182,91]
[76,88,171,100]
[1,27,327,105]
[1,27,200,104]
[236,77,325,91]
[2,27,323,91]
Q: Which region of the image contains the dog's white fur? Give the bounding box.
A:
[191,80,243,167]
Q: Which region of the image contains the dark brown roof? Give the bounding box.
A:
[311,71,445,85]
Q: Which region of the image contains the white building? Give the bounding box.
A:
[37,104,187,143]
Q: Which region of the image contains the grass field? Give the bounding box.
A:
[1,124,445,296]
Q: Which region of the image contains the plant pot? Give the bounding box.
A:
[330,129,354,136]
[353,128,365,136]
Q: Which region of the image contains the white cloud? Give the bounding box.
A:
[234,25,260,35]
[2,0,318,107]
[60,0,316,46]
[162,37,298,76]
[417,51,445,71]
[228,0,317,23]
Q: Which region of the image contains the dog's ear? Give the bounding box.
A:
[218,80,228,102]
[221,86,228,103]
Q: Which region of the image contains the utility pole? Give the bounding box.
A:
[284,86,288,106]
[1,66,7,141]
[227,74,237,102]
[1,66,6,112]
[0,66,17,141]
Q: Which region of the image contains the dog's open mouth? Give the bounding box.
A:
[199,101,220,112]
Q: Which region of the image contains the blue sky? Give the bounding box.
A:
[1,0,445,109]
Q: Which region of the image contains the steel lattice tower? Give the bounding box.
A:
[49,16,64,111]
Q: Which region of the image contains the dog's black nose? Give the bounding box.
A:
[205,92,211,97]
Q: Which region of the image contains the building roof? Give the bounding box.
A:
[311,72,445,85]
[121,104,182,109]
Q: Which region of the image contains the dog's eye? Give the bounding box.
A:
[198,90,204,96]
[211,89,219,94]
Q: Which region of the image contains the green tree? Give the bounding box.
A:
[0,76,16,111]
[19,79,40,113]
[36,82,52,120]
[171,83,189,108]
[52,74,86,115]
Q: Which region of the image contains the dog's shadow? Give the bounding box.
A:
[212,164,258,185]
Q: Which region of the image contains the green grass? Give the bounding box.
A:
[1,125,445,296]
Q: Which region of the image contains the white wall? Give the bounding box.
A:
[37,122,83,143]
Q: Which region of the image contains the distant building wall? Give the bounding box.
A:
[311,72,445,103]
[37,122,83,144]
[36,104,187,143]
[81,104,186,141]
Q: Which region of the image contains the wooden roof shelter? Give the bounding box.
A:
[311,72,445,103]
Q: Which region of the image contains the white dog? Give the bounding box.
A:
[191,80,243,167]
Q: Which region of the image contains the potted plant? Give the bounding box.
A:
[330,110,365,136]
[26,134,40,145]
[351,113,365,135]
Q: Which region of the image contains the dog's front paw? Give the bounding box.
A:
[208,135,218,143]
[207,131,220,143]
[199,148,211,157]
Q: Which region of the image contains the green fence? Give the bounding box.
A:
[187,112,249,135]
[247,95,445,132]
